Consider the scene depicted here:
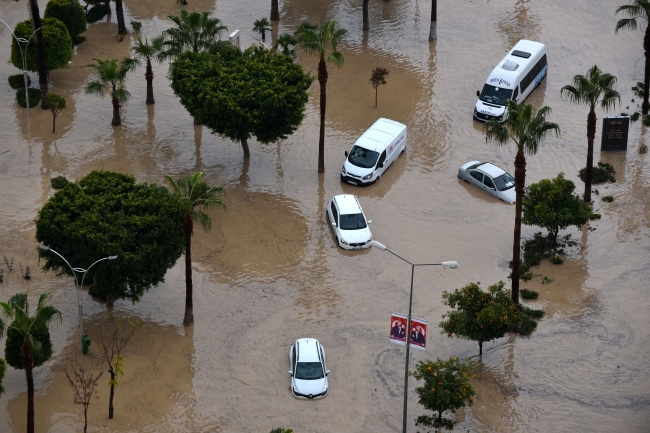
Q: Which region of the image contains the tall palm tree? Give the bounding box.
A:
[115,0,127,35]
[0,293,62,433]
[485,100,560,304]
[161,10,227,59]
[295,20,347,173]
[616,0,650,114]
[164,172,226,325]
[560,65,620,203]
[28,0,49,109]
[126,35,165,104]
[85,58,132,126]
[271,0,280,21]
[363,0,369,31]
[253,18,271,41]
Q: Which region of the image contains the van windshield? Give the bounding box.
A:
[493,173,515,191]
[347,145,379,169]
[479,84,513,106]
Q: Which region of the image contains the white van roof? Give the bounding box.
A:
[355,118,406,153]
[485,40,546,89]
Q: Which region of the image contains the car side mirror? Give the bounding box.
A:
[378,163,384,168]
[325,370,330,376]
[331,222,337,227]
[345,150,349,157]
[476,90,480,97]
[367,220,372,224]
[288,370,293,375]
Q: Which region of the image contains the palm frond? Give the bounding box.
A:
[113,88,132,104]
[327,51,344,67]
[85,80,106,96]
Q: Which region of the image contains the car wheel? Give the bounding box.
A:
[335,237,343,249]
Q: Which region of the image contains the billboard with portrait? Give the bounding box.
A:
[389,312,408,346]
[409,317,427,351]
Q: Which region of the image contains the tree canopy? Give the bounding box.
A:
[11,18,72,72]
[170,47,313,158]
[44,0,87,42]
[35,171,186,303]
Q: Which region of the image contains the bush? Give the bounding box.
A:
[72,35,87,44]
[51,176,69,189]
[131,20,142,33]
[644,115,650,127]
[44,0,87,42]
[521,289,539,299]
[86,5,107,23]
[0,358,5,397]
[8,74,30,89]
[518,304,545,319]
[602,195,614,203]
[578,162,615,184]
[631,112,640,122]
[16,88,41,108]
[11,18,72,72]
[521,271,533,281]
[550,255,564,265]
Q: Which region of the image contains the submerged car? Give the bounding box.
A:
[458,161,516,203]
[289,338,330,400]
[326,194,373,250]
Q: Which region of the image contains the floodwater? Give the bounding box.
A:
[0,0,648,431]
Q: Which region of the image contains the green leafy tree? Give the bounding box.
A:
[560,65,620,203]
[0,293,62,433]
[127,35,165,104]
[269,429,293,433]
[35,171,186,304]
[85,58,132,126]
[26,0,50,108]
[44,0,87,43]
[161,10,227,59]
[170,47,313,159]
[440,281,533,355]
[485,101,560,303]
[410,357,476,431]
[46,93,66,133]
[295,20,347,173]
[616,1,650,114]
[273,33,297,57]
[11,18,72,73]
[253,17,271,41]
[523,173,595,245]
[164,172,226,325]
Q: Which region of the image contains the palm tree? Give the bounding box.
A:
[273,33,297,57]
[271,0,280,21]
[161,10,227,59]
[85,58,132,126]
[0,293,62,433]
[560,65,620,203]
[127,35,165,104]
[115,0,127,35]
[295,20,347,173]
[28,0,49,109]
[253,18,271,41]
[363,0,369,31]
[484,100,560,304]
[164,172,226,325]
[616,1,650,114]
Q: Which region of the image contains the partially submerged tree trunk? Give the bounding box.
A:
[111,97,121,126]
[479,341,483,355]
[183,212,194,325]
[115,0,127,35]
[363,0,369,31]
[429,0,437,42]
[29,0,49,109]
[193,116,201,125]
[22,338,35,433]
[241,136,251,159]
[317,55,328,173]
[584,108,596,203]
[108,367,115,419]
[511,150,526,304]
[271,0,279,21]
[106,295,114,308]
[52,114,57,133]
[145,60,155,104]
[643,24,650,115]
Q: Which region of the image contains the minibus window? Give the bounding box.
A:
[348,145,380,169]
[479,84,513,106]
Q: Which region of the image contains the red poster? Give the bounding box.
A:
[389,312,408,346]
[409,317,427,351]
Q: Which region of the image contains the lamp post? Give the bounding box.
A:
[38,244,117,353]
[0,18,46,117]
[369,240,458,433]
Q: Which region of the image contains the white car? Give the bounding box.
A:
[326,194,373,250]
[458,161,516,203]
[289,338,330,400]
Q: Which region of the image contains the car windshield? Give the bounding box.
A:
[295,362,324,380]
[479,84,513,106]
[339,213,367,230]
[493,173,515,191]
[347,145,379,169]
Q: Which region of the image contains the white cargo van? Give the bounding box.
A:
[473,39,547,123]
[341,118,407,186]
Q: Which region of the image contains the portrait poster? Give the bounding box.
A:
[389,312,408,346]
[409,317,427,351]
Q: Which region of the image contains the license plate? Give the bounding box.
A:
[347,180,357,185]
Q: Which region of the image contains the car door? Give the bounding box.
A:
[482,174,498,198]
[376,150,387,175]
[469,170,484,189]
[330,200,340,238]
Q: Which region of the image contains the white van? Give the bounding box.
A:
[341,118,407,186]
[473,39,548,123]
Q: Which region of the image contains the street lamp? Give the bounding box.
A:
[0,18,47,117]
[38,244,117,353]
[369,240,458,433]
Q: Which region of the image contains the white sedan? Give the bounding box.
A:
[289,338,330,400]
[458,161,516,203]
[326,194,373,250]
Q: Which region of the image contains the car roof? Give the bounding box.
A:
[296,338,320,362]
[333,194,362,215]
[476,163,506,178]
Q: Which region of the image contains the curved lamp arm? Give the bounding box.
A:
[39,244,79,286]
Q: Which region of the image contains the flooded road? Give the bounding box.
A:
[0,0,648,431]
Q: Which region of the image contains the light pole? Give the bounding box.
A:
[369,240,458,433]
[0,18,46,117]
[38,244,117,353]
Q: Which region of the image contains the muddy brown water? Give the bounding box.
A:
[0,0,649,431]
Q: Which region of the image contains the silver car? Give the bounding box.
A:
[458,161,516,203]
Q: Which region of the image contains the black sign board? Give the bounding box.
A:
[601,116,629,151]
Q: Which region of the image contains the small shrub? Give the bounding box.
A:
[130,20,142,33]
[578,162,615,184]
[639,142,648,154]
[631,112,641,122]
[521,271,533,281]
[22,265,31,280]
[8,74,30,89]
[520,288,538,299]
[519,304,545,319]
[590,213,602,220]
[602,195,614,203]
[72,35,87,44]
[16,88,41,108]
[644,115,650,127]
[550,255,564,265]
[620,112,628,117]
[3,256,14,271]
[0,269,4,283]
[593,188,599,195]
[86,5,107,23]
[541,276,554,285]
[510,314,537,335]
[51,176,69,189]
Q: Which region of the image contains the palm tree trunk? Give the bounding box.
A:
[511,150,526,304]
[105,0,111,14]
[29,0,49,110]
[429,0,437,42]
[241,136,251,159]
[375,86,378,107]
[111,97,121,126]
[108,369,115,418]
[318,55,328,173]
[145,60,155,104]
[22,338,35,433]
[584,108,596,203]
[115,0,127,35]
[644,25,650,115]
[271,0,280,21]
[183,213,194,325]
[363,0,369,31]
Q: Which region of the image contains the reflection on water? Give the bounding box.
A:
[497,0,541,48]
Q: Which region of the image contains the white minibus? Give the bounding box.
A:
[473,39,547,123]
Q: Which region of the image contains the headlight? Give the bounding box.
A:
[340,238,348,245]
[323,384,328,392]
[474,107,478,116]
[362,173,373,180]
[341,165,346,175]
[293,386,298,392]
[497,114,504,120]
